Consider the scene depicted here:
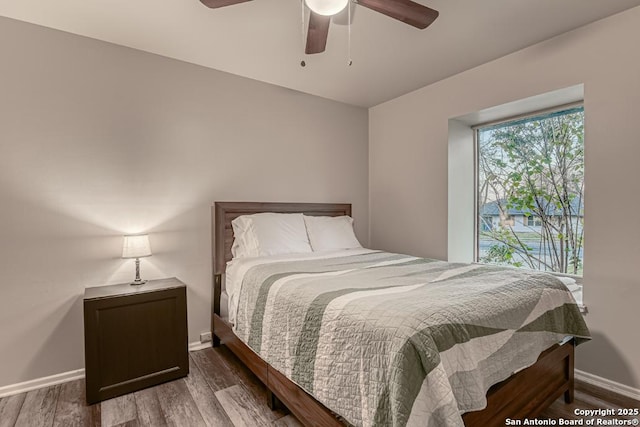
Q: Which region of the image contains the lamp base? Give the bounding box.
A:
[130,257,147,286]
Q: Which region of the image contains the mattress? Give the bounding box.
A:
[220,289,229,320]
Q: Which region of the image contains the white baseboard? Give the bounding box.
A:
[189,340,212,351]
[576,369,640,401]
[0,369,85,399]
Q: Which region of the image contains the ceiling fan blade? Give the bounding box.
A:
[200,0,251,9]
[356,0,438,29]
[305,12,331,54]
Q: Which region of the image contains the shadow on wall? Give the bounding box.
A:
[0,192,130,385]
[577,330,639,388]
[24,295,85,381]
[148,204,215,344]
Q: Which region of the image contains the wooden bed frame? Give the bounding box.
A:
[211,201,575,427]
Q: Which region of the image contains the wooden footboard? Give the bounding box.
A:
[213,313,574,427]
[462,339,575,426]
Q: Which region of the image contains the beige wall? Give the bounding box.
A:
[370,6,640,387]
[0,17,368,388]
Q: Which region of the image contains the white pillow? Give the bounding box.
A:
[231,213,313,259]
[303,215,362,252]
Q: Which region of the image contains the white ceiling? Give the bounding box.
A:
[1,0,639,107]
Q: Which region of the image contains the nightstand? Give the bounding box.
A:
[83,277,189,404]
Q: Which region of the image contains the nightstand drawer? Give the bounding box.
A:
[84,278,188,404]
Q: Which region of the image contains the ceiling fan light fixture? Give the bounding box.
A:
[305,0,349,16]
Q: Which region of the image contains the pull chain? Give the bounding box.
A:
[300,0,306,67]
[347,0,352,66]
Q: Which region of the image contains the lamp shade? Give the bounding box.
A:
[305,0,348,16]
[122,234,152,259]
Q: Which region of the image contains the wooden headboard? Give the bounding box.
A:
[212,201,352,275]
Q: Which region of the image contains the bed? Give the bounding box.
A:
[211,202,590,426]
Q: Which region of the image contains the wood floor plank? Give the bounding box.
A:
[215,346,265,389]
[577,380,640,408]
[155,379,206,426]
[112,420,139,427]
[573,390,622,412]
[272,414,304,426]
[544,390,636,419]
[15,385,61,427]
[540,386,639,422]
[90,404,102,427]
[134,387,167,427]
[53,379,100,427]
[190,349,238,392]
[101,394,137,427]
[0,393,26,427]
[215,346,288,421]
[185,355,234,427]
[215,384,282,427]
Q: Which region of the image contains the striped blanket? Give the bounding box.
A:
[233,251,590,427]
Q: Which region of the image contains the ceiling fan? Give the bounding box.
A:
[199,0,439,54]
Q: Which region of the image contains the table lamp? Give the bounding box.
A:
[122,234,152,285]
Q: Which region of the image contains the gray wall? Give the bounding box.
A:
[0,17,369,388]
[370,6,640,387]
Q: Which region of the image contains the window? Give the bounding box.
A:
[476,106,584,275]
[530,216,543,227]
[480,215,494,231]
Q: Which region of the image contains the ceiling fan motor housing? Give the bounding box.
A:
[305,0,349,16]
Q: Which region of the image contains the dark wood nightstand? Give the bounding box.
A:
[83,277,189,404]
